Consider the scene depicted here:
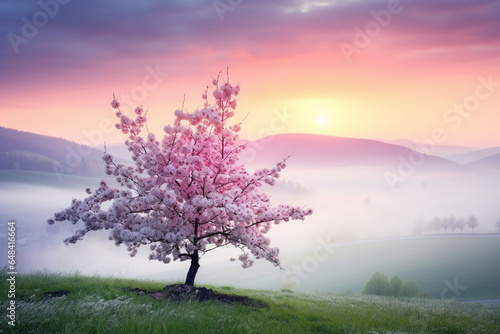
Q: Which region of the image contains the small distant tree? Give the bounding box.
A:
[390,276,403,297]
[48,73,313,286]
[449,215,457,234]
[432,216,441,234]
[400,279,419,298]
[363,271,392,296]
[456,218,465,233]
[441,216,450,233]
[466,215,479,233]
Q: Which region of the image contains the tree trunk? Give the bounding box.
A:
[184,250,200,286]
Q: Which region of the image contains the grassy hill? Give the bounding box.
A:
[150,236,500,301]
[1,271,499,333]
[278,236,500,300]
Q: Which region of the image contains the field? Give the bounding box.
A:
[1,271,499,333]
[1,171,499,332]
[164,235,500,301]
[279,236,500,299]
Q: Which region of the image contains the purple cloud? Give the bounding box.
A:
[1,0,499,86]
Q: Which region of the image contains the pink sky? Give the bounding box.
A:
[1,0,499,148]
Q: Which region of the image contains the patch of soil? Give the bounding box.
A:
[127,284,266,308]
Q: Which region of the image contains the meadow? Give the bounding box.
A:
[178,235,500,300]
[1,271,499,333]
[278,236,500,299]
[1,170,499,333]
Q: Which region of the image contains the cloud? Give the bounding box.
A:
[376,0,500,59]
[1,0,499,146]
[2,0,499,72]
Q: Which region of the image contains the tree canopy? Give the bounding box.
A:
[48,73,312,285]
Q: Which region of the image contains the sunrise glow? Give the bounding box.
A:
[1,1,499,148]
[1,2,500,317]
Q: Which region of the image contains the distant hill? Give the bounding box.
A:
[466,153,500,170]
[0,129,471,180]
[0,126,106,177]
[448,147,500,164]
[381,139,477,158]
[240,133,460,171]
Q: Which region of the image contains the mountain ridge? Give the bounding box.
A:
[240,133,461,171]
[2,127,495,178]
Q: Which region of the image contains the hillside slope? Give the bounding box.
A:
[241,133,461,171]
[447,147,500,164]
[0,126,106,177]
[2,271,499,333]
[1,129,465,178]
[466,153,500,170]
[140,236,500,300]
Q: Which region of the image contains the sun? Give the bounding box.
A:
[317,115,327,126]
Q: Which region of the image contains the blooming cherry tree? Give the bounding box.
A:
[48,73,312,286]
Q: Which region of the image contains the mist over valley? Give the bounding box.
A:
[1,128,499,296]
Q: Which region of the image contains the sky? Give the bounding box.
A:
[1,0,500,148]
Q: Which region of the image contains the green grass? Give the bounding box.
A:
[277,236,500,300]
[1,271,499,333]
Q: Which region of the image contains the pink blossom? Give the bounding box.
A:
[229,99,237,110]
[213,89,222,99]
[48,75,312,285]
[111,99,120,109]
